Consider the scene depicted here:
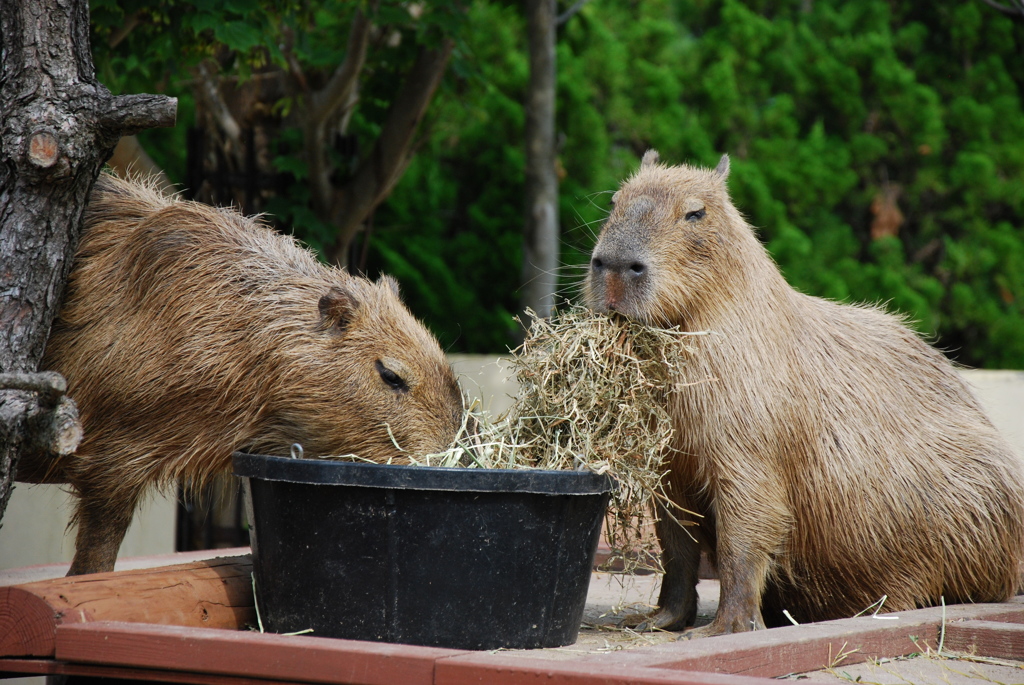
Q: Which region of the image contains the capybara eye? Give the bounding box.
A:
[685,208,706,222]
[376,360,408,392]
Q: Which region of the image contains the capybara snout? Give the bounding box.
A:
[25,173,464,576]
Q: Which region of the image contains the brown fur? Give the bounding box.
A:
[585,150,1024,637]
[20,173,464,576]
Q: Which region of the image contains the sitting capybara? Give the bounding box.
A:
[18,173,464,576]
[585,150,1024,637]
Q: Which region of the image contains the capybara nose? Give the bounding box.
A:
[591,254,647,281]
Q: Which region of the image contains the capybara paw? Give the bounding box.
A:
[680,613,764,639]
[679,623,730,640]
[624,608,694,632]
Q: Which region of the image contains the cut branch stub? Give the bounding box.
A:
[28,395,82,458]
[0,372,68,407]
[27,131,60,169]
[100,94,178,139]
[0,372,81,463]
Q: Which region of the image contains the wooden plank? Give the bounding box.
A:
[0,657,307,685]
[0,657,63,676]
[652,625,921,678]
[576,600,1024,678]
[55,621,469,685]
[0,554,254,658]
[435,653,773,685]
[943,620,1024,660]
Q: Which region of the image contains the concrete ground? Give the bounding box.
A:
[506,573,720,659]
[514,572,1024,685]
[797,655,1024,684]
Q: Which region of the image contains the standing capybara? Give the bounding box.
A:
[17,173,465,576]
[585,150,1024,637]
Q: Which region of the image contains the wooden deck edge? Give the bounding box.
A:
[433,653,772,685]
[3,653,773,685]
[3,587,1021,684]
[52,621,777,685]
[55,621,469,685]
[943,619,1024,660]
[0,657,307,685]
[0,554,255,658]
[575,599,1024,678]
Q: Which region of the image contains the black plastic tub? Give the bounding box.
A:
[233,452,614,650]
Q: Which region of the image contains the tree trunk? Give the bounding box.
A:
[0,0,176,525]
[519,0,560,324]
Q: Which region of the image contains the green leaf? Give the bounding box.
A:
[214,21,265,52]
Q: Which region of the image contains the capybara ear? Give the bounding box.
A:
[318,286,360,331]
[378,274,401,299]
[714,154,731,180]
[641,149,661,168]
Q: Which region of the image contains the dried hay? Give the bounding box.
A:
[415,304,706,574]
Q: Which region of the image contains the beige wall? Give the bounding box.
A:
[1,360,1021,574]
[961,369,1024,460]
[449,354,520,417]
[0,485,176,572]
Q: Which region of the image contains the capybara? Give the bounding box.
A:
[585,150,1024,637]
[18,173,464,576]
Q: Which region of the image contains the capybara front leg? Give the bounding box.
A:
[67,494,138,576]
[632,508,702,631]
[697,560,767,635]
[684,546,770,638]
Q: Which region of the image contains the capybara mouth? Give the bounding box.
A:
[584,271,659,326]
[586,286,669,329]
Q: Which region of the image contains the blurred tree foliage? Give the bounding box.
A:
[370,0,1024,365]
[90,0,1024,367]
[90,0,465,262]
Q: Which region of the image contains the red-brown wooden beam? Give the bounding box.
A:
[572,599,1024,678]
[0,554,254,657]
[942,619,1024,660]
[52,621,775,685]
[55,621,468,685]
[433,653,770,685]
[0,657,308,685]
